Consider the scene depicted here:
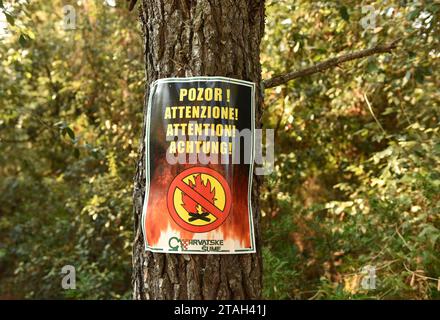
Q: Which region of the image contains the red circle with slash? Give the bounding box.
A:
[167,167,232,233]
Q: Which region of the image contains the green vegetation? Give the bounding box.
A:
[0,1,142,299]
[0,0,439,299]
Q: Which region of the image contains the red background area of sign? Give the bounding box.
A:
[145,162,251,247]
[167,167,232,233]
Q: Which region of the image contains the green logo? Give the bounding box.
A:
[168,237,181,251]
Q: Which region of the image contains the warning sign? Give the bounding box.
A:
[142,77,256,254]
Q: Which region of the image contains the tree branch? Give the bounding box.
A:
[262,39,401,89]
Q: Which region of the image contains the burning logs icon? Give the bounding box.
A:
[167,167,232,233]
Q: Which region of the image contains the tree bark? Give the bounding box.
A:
[132,0,265,299]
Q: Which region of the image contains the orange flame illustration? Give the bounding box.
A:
[182,174,216,214]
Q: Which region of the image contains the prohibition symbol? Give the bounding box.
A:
[167,167,232,233]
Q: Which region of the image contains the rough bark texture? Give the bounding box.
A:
[132,0,265,299]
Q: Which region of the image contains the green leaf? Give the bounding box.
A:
[65,127,75,140]
[407,9,420,21]
[0,0,4,9]
[54,121,66,128]
[402,70,411,86]
[19,34,28,47]
[339,6,349,21]
[367,61,378,73]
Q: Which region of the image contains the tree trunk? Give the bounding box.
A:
[132,0,265,300]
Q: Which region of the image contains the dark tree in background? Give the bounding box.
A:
[132,0,266,299]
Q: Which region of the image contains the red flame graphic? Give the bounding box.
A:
[182,174,216,213]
